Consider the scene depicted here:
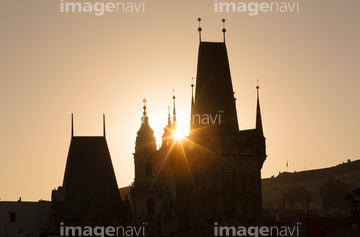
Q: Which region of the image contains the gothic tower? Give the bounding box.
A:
[170,19,266,237]
[60,114,127,226]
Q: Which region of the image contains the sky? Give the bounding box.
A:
[0,0,359,201]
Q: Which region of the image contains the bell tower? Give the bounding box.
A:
[132,99,157,219]
[131,99,177,236]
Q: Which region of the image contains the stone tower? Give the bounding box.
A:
[169,21,267,237]
[60,114,127,226]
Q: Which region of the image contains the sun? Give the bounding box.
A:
[173,123,189,140]
[152,113,189,146]
[173,130,183,140]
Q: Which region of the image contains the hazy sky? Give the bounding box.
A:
[0,0,359,201]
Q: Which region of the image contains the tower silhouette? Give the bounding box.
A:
[131,19,266,237]
[58,114,128,226]
[131,100,177,236]
[169,19,266,237]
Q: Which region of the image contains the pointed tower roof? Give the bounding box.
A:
[256,84,264,137]
[62,116,123,223]
[190,41,239,137]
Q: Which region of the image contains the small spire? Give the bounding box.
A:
[141,99,149,125]
[143,99,147,116]
[172,90,177,127]
[256,81,264,137]
[167,106,171,126]
[71,113,74,137]
[222,19,226,43]
[191,77,195,109]
[103,114,106,138]
[198,18,202,42]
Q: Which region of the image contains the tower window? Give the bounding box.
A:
[147,198,154,215]
[145,161,152,177]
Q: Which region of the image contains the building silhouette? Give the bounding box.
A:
[262,159,360,212]
[40,19,266,236]
[0,200,51,237]
[47,115,129,234]
[10,19,359,237]
[131,19,267,237]
[131,101,177,237]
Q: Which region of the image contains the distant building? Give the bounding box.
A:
[262,159,360,211]
[0,199,51,237]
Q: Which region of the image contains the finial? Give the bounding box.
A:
[172,90,177,127]
[222,19,226,43]
[103,114,106,138]
[198,18,202,42]
[142,99,147,116]
[71,113,74,137]
[256,79,260,99]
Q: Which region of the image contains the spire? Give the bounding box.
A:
[103,114,106,138]
[256,81,264,137]
[190,78,195,129]
[142,99,148,125]
[167,105,171,126]
[222,19,226,43]
[71,113,74,137]
[191,77,195,109]
[162,105,174,147]
[172,90,177,128]
[198,18,202,42]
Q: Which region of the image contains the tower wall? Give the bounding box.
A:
[171,136,266,237]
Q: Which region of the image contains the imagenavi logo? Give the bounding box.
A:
[214,222,300,237]
[60,222,147,237]
[214,0,300,16]
[60,0,146,16]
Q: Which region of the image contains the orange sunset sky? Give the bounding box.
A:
[0,0,359,201]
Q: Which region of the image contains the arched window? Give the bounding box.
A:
[145,161,152,177]
[147,198,154,215]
